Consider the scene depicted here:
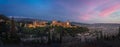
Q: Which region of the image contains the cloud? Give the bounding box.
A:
[99,3,120,17]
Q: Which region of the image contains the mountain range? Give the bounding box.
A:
[14,18,120,27]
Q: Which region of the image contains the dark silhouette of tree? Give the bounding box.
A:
[0,15,20,43]
[8,17,20,43]
[0,14,10,33]
[46,27,52,44]
[55,26,64,43]
[0,14,9,21]
[0,21,9,33]
[118,26,120,36]
[0,14,10,43]
[10,17,16,33]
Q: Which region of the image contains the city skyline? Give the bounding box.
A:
[0,0,120,23]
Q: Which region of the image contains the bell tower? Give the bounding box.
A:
[66,20,70,26]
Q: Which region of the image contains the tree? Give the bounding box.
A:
[0,14,9,21]
[0,14,10,33]
[46,27,52,44]
[118,26,120,36]
[0,15,10,43]
[0,15,21,43]
[55,26,64,43]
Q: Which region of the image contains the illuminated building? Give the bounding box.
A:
[27,21,47,28]
[26,20,73,28]
[51,20,72,27]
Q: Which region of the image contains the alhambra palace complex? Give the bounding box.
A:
[26,20,73,28]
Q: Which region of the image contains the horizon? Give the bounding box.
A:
[7,16,120,24]
[0,0,120,23]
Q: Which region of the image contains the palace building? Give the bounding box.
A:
[51,20,72,27]
[26,20,72,28]
[27,21,47,28]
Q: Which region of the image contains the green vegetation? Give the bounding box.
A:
[0,14,20,44]
[0,14,89,44]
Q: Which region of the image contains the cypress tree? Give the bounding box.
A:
[118,26,120,37]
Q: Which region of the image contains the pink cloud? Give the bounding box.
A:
[80,0,113,21]
[57,0,120,22]
[99,3,120,17]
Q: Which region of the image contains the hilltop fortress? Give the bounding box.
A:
[26,20,73,28]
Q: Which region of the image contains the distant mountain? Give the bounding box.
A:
[13,17,120,27]
[71,22,120,27]
[94,23,120,25]
[71,22,90,26]
[92,23,120,27]
[14,18,48,24]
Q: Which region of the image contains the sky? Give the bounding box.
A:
[0,0,120,23]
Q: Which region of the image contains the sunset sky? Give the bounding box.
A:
[0,0,120,23]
